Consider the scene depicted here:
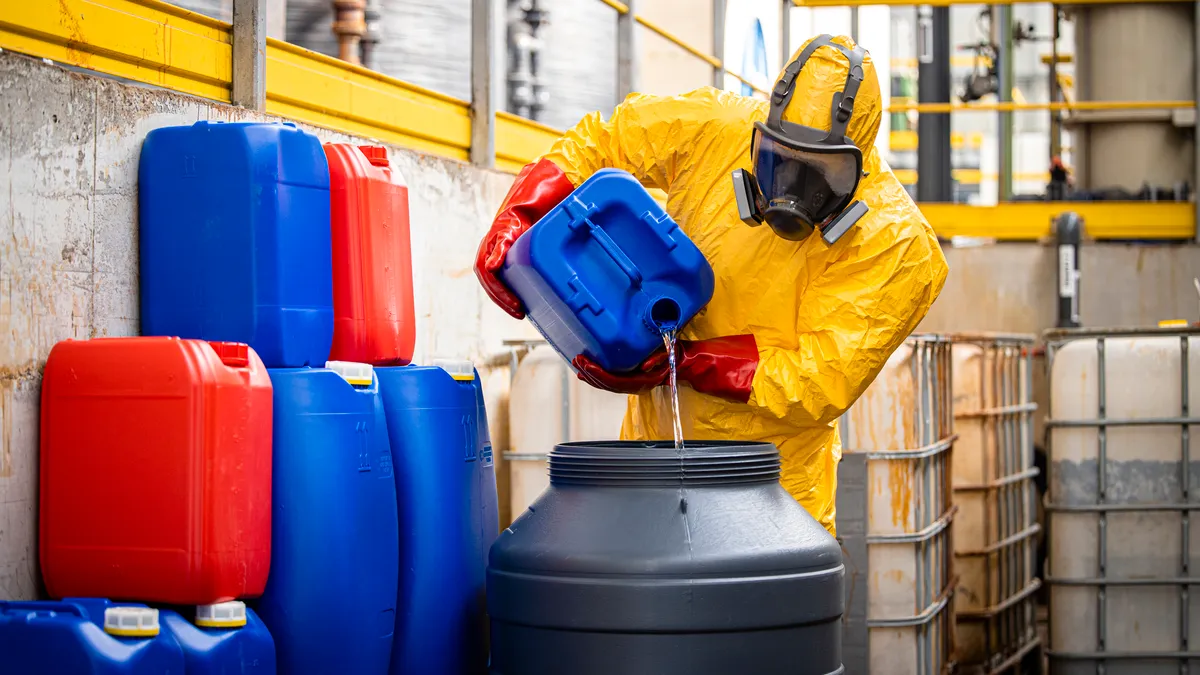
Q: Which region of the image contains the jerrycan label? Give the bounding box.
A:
[357,421,371,472]
[480,443,494,467]
[378,449,393,478]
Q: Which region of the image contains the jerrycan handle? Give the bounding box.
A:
[208,341,250,368]
[0,601,86,619]
[564,196,642,288]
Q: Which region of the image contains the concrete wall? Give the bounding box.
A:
[921,243,1200,334]
[0,52,540,600]
[2,51,1199,601]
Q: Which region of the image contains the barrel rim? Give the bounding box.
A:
[553,440,777,457]
[549,441,781,486]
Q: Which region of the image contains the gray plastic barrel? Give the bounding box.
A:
[486,440,845,675]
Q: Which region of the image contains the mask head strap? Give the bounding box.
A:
[767,35,868,144]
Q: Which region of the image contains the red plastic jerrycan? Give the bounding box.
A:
[39,337,273,605]
[325,143,416,366]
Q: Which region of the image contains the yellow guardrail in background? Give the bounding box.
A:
[0,0,1195,240]
[597,0,767,96]
[920,202,1195,240]
[0,0,233,101]
[796,0,1190,6]
[887,100,1195,114]
[891,169,1051,185]
[0,0,559,173]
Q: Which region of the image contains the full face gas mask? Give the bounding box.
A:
[731,34,871,245]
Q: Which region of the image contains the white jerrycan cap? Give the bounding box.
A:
[103,606,160,637]
[195,601,247,628]
[433,358,475,382]
[325,361,374,387]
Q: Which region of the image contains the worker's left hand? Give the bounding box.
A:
[573,334,760,403]
[573,351,670,395]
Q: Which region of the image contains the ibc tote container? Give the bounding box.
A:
[1045,326,1200,675]
[949,334,1042,672]
[839,334,957,675]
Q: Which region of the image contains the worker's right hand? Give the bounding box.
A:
[474,158,576,320]
[572,351,670,395]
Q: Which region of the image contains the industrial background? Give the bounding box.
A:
[2,0,1200,672]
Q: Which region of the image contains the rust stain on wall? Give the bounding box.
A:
[56,0,92,69]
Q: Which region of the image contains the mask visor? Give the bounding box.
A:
[752,125,861,227]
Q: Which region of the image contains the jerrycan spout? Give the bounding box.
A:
[647,297,682,333]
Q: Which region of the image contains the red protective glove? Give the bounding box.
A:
[573,334,759,403]
[474,158,576,319]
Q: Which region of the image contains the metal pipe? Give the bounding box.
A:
[997,3,1013,201]
[526,0,547,120]
[471,0,496,168]
[507,1,534,118]
[713,0,727,89]
[617,0,637,98]
[360,0,381,69]
[232,0,266,110]
[331,0,366,65]
[917,4,953,202]
[1049,5,1061,161]
[1195,0,1200,242]
[781,0,792,62]
[888,99,1195,113]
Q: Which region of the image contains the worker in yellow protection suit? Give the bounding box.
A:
[473,34,948,535]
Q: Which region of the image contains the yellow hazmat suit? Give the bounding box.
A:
[533,36,946,534]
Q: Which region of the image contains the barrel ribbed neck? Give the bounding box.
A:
[548,441,781,487]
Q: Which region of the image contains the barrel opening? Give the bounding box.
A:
[648,298,682,331]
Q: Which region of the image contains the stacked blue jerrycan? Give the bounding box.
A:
[160,601,276,673]
[377,361,499,675]
[500,168,715,373]
[473,373,500,575]
[0,600,182,673]
[256,361,400,675]
[138,120,334,368]
[0,598,274,674]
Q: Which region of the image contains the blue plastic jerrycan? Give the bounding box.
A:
[257,362,399,675]
[500,168,715,373]
[139,120,334,368]
[160,601,276,674]
[377,361,497,675]
[0,599,183,674]
[0,598,274,674]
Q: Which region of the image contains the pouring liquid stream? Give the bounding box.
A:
[662,330,684,452]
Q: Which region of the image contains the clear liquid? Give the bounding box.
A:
[662,330,684,451]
